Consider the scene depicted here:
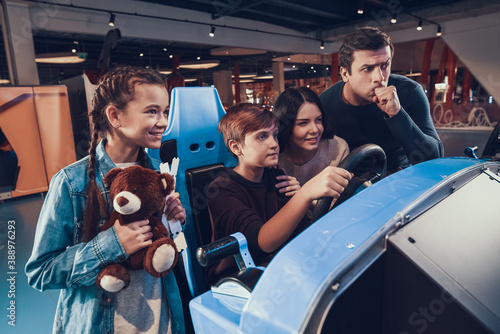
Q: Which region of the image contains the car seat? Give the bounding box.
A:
[148,87,236,298]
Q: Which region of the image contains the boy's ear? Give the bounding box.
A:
[228,139,242,156]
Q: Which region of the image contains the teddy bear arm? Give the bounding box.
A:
[148,215,170,239]
[124,247,148,270]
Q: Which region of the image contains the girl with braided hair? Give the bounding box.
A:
[26,65,186,333]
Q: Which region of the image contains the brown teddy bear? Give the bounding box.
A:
[96,165,179,293]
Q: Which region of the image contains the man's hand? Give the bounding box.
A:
[373,85,401,117]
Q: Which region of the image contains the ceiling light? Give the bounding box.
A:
[184,78,198,82]
[179,60,220,69]
[287,56,291,61]
[210,47,267,56]
[0,79,10,84]
[35,52,87,64]
[237,79,255,83]
[320,40,325,50]
[108,13,115,27]
[417,20,423,31]
[436,25,442,36]
[357,0,364,14]
[254,74,274,80]
[209,26,215,37]
[232,73,257,78]
[391,15,397,24]
[159,70,172,75]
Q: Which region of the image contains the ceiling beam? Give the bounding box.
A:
[24,0,323,54]
[189,0,329,30]
[212,0,267,19]
[265,0,348,20]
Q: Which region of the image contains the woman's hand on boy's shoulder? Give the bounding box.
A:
[275,173,300,197]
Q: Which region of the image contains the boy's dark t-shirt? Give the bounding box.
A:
[207,167,311,284]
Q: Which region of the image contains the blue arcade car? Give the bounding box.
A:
[151,87,500,334]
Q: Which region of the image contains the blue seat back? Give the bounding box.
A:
[148,87,236,297]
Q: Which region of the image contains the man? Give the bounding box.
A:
[320,26,443,173]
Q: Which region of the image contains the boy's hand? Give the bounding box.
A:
[302,166,352,201]
[114,219,153,255]
[276,174,300,196]
[164,192,186,224]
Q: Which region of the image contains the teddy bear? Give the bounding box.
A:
[96,165,179,293]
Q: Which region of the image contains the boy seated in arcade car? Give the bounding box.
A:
[206,103,352,283]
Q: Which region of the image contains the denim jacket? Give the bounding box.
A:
[25,140,185,334]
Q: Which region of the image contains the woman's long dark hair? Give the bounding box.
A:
[82,66,166,242]
[273,87,334,153]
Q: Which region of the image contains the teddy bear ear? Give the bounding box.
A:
[104,168,123,187]
[160,173,175,194]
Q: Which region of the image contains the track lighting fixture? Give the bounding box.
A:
[417,19,423,30]
[391,15,397,24]
[357,0,364,14]
[436,25,442,36]
[320,40,325,50]
[209,26,215,37]
[108,13,115,27]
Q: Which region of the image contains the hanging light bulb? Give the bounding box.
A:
[417,20,423,31]
[108,13,115,27]
[436,25,442,36]
[320,40,325,50]
[357,0,364,14]
[391,15,397,24]
[209,26,216,37]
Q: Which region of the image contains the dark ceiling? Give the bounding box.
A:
[138,0,458,33]
[0,0,468,85]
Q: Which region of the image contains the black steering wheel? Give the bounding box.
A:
[311,144,387,222]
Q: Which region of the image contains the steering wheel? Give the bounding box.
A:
[311,144,387,222]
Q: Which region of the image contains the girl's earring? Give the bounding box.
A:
[116,122,120,128]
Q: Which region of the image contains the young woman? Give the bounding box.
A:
[273,87,350,186]
[26,66,186,333]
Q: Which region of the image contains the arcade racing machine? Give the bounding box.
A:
[149,87,500,334]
